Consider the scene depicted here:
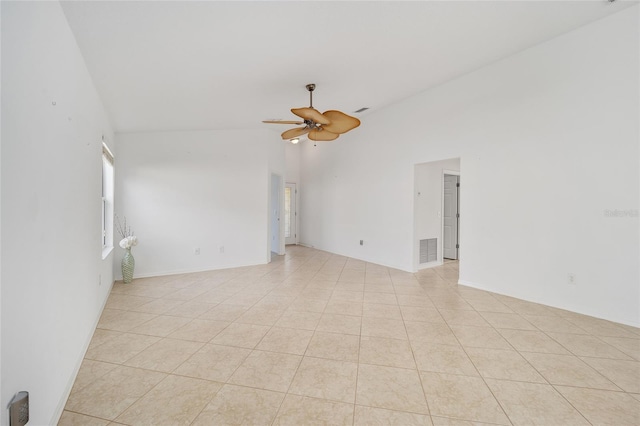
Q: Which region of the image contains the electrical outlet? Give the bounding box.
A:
[98,274,102,286]
[219,246,225,253]
[194,247,200,255]
[360,240,364,246]
[568,273,576,285]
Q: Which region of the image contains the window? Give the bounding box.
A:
[102,141,114,255]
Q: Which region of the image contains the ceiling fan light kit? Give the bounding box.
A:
[263,83,361,142]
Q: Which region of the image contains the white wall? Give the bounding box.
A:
[299,7,639,326]
[1,2,115,424]
[115,129,284,278]
[414,158,460,270]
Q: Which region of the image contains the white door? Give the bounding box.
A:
[285,183,297,245]
[443,174,459,260]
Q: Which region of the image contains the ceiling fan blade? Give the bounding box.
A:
[320,110,361,134]
[308,128,339,141]
[262,120,305,125]
[291,107,331,125]
[281,127,310,140]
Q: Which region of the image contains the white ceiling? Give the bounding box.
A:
[60,1,635,134]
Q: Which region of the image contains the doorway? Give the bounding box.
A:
[285,182,297,245]
[269,173,283,260]
[443,173,460,260]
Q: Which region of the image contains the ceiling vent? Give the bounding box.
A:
[354,107,370,113]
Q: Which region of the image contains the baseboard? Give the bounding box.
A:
[118,258,269,281]
[457,279,640,329]
[51,278,116,425]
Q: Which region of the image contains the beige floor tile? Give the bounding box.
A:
[363,291,398,305]
[486,379,588,425]
[430,297,473,311]
[105,294,156,311]
[339,270,365,283]
[356,364,429,414]
[521,352,620,390]
[173,343,251,382]
[131,298,185,315]
[123,338,203,373]
[400,306,446,324]
[288,297,328,313]
[275,310,322,330]
[522,315,587,334]
[58,411,110,426]
[69,360,118,394]
[359,336,416,369]
[256,327,314,355]
[430,416,497,425]
[324,299,364,316]
[229,350,302,392]
[420,371,509,425]
[210,322,271,348]
[317,313,362,335]
[196,289,233,304]
[163,300,216,318]
[405,321,459,346]
[547,332,633,360]
[115,375,221,425]
[556,386,640,425]
[397,295,435,308]
[497,329,570,355]
[463,298,514,314]
[479,312,536,330]
[191,384,285,426]
[600,336,640,361]
[306,331,360,362]
[365,283,396,294]
[411,341,478,376]
[221,292,265,307]
[65,366,166,420]
[449,325,511,349]
[97,309,157,332]
[565,317,639,339]
[273,394,354,426]
[236,307,286,326]
[465,347,546,383]
[167,318,230,342]
[354,405,432,425]
[129,315,192,337]
[198,304,247,321]
[363,303,403,320]
[332,290,365,302]
[289,357,358,403]
[86,329,121,350]
[361,317,408,340]
[439,309,490,327]
[581,357,640,393]
[85,333,160,364]
[162,286,207,302]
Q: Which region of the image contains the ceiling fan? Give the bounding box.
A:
[263,84,361,142]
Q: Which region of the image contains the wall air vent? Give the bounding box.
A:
[419,238,437,264]
[354,107,370,113]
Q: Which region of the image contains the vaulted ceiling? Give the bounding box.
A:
[60,1,635,134]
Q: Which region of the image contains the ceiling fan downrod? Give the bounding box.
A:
[306,83,315,108]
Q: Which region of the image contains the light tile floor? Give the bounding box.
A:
[60,246,640,425]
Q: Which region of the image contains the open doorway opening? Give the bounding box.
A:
[413,158,460,271]
[285,182,297,245]
[443,173,460,260]
[269,173,284,262]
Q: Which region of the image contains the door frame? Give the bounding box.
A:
[269,172,285,262]
[441,170,460,261]
[285,182,298,245]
